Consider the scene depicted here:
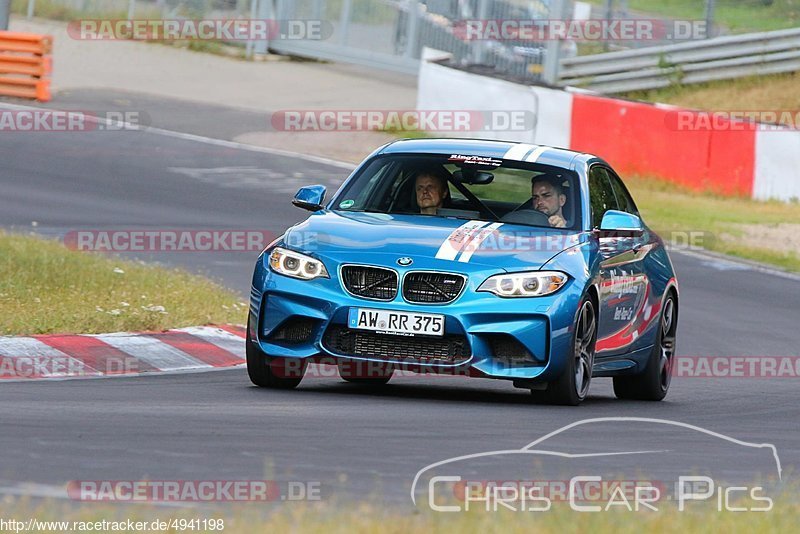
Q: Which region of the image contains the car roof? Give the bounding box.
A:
[377,138,601,169]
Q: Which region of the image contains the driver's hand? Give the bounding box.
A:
[548,214,567,228]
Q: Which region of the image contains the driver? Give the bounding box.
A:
[414,170,450,215]
[531,175,568,228]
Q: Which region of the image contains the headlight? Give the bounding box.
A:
[478,271,568,297]
[269,247,329,280]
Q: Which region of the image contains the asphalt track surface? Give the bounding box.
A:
[1,97,799,507]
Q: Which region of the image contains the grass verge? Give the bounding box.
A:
[0,497,798,533]
[623,72,800,114]
[584,0,800,33]
[0,232,246,336]
[627,176,800,271]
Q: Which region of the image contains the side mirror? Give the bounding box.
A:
[292,185,327,211]
[597,210,644,237]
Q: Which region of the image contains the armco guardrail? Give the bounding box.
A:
[0,31,52,102]
[559,27,800,94]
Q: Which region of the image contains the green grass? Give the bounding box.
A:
[0,232,246,336]
[623,72,800,115]
[0,495,798,533]
[627,175,800,271]
[585,0,800,33]
[10,0,158,21]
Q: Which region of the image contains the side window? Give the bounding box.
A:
[588,166,618,228]
[605,169,639,216]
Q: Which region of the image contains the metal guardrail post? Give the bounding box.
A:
[127,0,136,20]
[246,0,259,59]
[0,0,10,31]
[603,0,614,51]
[311,0,323,20]
[404,0,419,59]
[254,0,273,56]
[339,0,352,46]
[543,0,566,85]
[705,0,716,39]
[472,0,490,64]
[26,0,35,20]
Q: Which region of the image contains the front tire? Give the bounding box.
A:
[613,293,677,401]
[246,318,307,389]
[532,296,597,406]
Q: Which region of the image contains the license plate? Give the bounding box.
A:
[348,308,445,337]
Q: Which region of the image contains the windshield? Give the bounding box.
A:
[330,154,582,230]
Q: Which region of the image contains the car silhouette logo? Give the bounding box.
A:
[397,257,413,266]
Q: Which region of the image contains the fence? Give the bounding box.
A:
[14,0,562,81]
[11,0,800,91]
[270,0,558,81]
[558,27,800,93]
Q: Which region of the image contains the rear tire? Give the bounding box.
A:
[246,318,306,389]
[613,293,677,401]
[531,295,597,406]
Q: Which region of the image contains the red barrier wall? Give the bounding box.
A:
[569,93,755,196]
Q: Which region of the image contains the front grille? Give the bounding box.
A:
[267,317,316,345]
[341,265,398,301]
[323,325,470,364]
[403,272,466,303]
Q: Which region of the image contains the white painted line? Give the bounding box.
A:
[0,102,355,170]
[0,363,245,383]
[673,249,800,282]
[93,333,210,371]
[175,326,245,357]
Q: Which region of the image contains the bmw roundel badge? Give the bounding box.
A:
[397,257,413,266]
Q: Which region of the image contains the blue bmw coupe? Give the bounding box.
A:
[247,139,679,405]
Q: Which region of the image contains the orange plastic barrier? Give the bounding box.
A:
[0,32,53,102]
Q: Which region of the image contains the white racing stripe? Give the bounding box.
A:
[94,333,209,371]
[525,146,550,162]
[502,143,539,161]
[435,220,490,261]
[175,326,245,357]
[458,223,504,263]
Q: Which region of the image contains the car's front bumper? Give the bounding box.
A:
[249,260,585,382]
